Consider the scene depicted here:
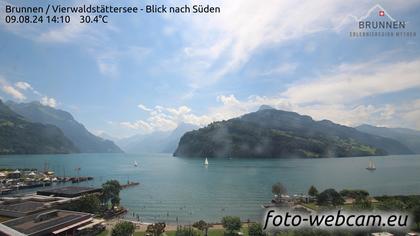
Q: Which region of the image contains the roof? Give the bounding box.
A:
[0,224,26,236]
[36,186,102,198]
[0,201,45,214]
[1,210,92,235]
[0,200,48,218]
[371,232,394,236]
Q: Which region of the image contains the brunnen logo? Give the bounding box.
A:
[349,4,416,38]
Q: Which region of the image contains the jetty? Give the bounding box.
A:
[121,181,140,189]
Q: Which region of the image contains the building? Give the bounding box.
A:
[0,199,50,218]
[6,170,21,179]
[371,232,394,236]
[0,210,103,236]
[36,186,102,198]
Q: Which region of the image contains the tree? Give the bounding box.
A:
[146,222,166,236]
[352,196,372,211]
[413,206,420,229]
[193,220,211,236]
[175,226,200,236]
[317,189,344,206]
[111,221,135,236]
[248,223,266,236]
[221,216,241,234]
[271,182,287,196]
[377,199,406,211]
[102,180,122,209]
[308,185,318,197]
[339,189,369,199]
[65,194,101,214]
[111,195,121,208]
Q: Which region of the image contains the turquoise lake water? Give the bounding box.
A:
[0,153,419,223]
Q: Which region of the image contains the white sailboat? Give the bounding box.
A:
[366,159,376,171]
[134,161,138,167]
[204,158,209,166]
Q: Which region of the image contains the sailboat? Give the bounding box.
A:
[204,158,209,166]
[134,161,138,167]
[366,159,376,171]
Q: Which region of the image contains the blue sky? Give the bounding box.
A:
[0,0,419,138]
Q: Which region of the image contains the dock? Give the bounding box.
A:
[121,181,140,189]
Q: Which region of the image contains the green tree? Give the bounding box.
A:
[339,189,369,199]
[175,226,200,236]
[102,180,122,209]
[318,189,344,206]
[193,220,211,236]
[111,195,121,208]
[111,221,135,236]
[308,185,318,197]
[413,206,420,229]
[271,182,287,196]
[377,199,406,211]
[65,194,101,214]
[146,222,166,236]
[221,216,241,234]
[248,223,265,236]
[352,196,372,211]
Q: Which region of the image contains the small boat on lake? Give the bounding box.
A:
[134,161,138,167]
[204,158,209,166]
[366,159,376,171]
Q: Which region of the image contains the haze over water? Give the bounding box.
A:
[0,153,419,223]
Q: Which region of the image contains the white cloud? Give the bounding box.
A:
[97,59,119,78]
[121,104,212,133]
[138,104,152,112]
[282,59,420,104]
[0,77,26,101]
[120,120,154,132]
[217,94,240,106]
[15,82,32,90]
[260,63,298,76]
[37,22,88,43]
[95,46,150,78]
[2,85,26,101]
[1,79,59,107]
[40,96,57,108]
[165,0,419,93]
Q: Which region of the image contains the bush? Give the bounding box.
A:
[248,223,265,236]
[146,222,166,236]
[352,196,373,211]
[318,189,344,206]
[308,185,318,197]
[193,220,211,236]
[339,189,369,198]
[221,216,241,233]
[377,198,407,211]
[272,182,287,196]
[175,226,200,236]
[63,194,101,214]
[111,221,135,236]
[413,206,420,229]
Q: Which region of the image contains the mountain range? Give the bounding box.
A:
[117,123,198,153]
[1,100,419,158]
[0,99,78,154]
[174,106,414,158]
[6,101,123,153]
[356,124,420,154]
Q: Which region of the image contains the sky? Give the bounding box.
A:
[0,0,419,138]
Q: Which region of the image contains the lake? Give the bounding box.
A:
[0,153,419,224]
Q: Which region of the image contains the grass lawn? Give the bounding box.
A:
[97,226,249,236]
[301,202,319,211]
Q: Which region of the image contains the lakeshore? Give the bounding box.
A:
[0,153,419,224]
